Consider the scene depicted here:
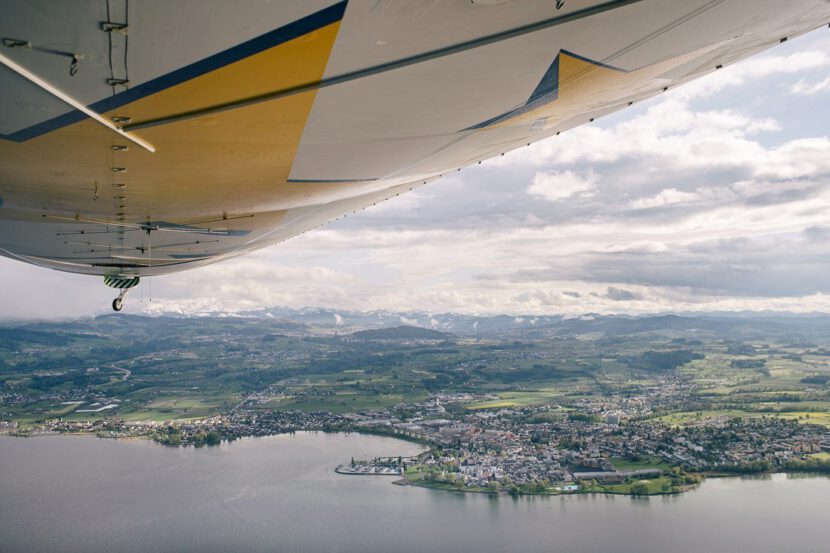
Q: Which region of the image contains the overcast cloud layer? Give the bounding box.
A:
[2,30,830,321]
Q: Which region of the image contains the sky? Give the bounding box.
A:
[2,28,830,321]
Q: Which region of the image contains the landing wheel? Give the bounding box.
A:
[104,276,140,311]
[104,276,138,312]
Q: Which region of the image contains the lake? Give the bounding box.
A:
[2,433,829,553]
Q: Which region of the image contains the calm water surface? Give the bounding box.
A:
[2,433,830,553]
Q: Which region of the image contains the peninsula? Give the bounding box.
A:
[3,312,830,497]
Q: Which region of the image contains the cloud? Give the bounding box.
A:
[803,225,830,242]
[506,99,782,175]
[603,287,642,302]
[754,137,830,179]
[526,170,599,202]
[629,188,702,209]
[791,76,830,95]
[674,49,830,100]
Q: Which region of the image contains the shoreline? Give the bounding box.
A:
[5,431,829,498]
[4,422,430,449]
[335,466,404,476]
[400,476,700,497]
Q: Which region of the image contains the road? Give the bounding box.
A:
[111,365,131,381]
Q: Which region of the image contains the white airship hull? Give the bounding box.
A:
[0,0,828,280]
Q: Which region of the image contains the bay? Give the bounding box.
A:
[2,433,829,553]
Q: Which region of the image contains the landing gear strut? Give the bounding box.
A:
[104,275,141,312]
[112,289,128,312]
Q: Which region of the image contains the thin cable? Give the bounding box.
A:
[123,0,130,88]
[106,0,115,95]
[148,228,152,302]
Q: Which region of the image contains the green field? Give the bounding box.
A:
[654,409,830,427]
[769,411,830,426]
[274,391,426,414]
[465,389,564,410]
[4,312,830,438]
[584,476,676,496]
[610,456,672,471]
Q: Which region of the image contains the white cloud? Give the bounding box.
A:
[791,76,830,95]
[552,102,776,171]
[674,49,830,100]
[754,137,830,179]
[629,188,701,209]
[527,170,599,202]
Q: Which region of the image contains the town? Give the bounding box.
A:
[7,384,830,496]
[3,312,830,496]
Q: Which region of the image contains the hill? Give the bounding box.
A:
[346,325,454,341]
